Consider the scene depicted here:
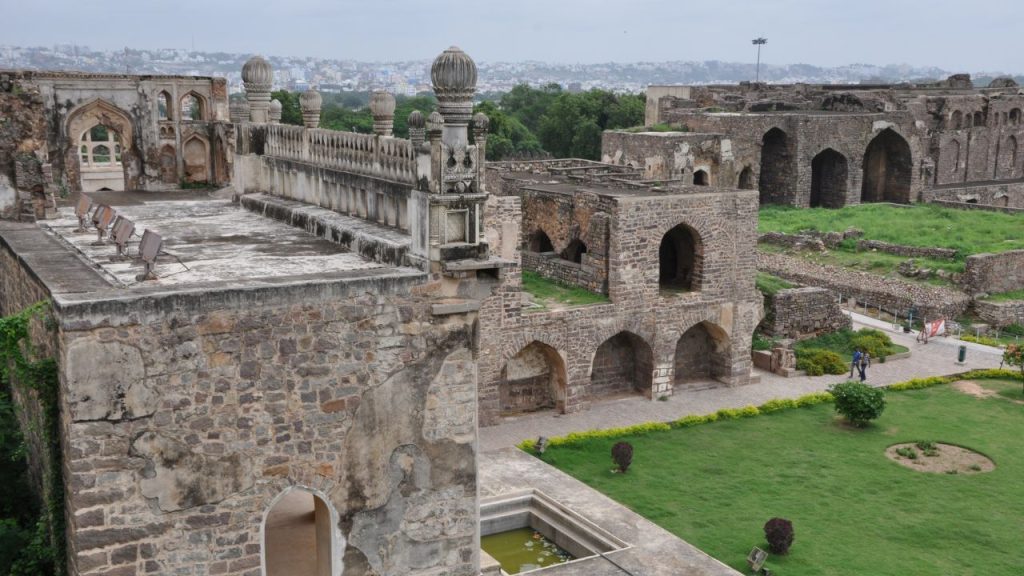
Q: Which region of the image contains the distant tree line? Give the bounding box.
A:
[270,84,645,161]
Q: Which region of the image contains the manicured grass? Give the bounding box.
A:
[521,271,608,309]
[759,204,1024,256]
[539,381,1023,575]
[755,272,794,297]
[794,328,909,360]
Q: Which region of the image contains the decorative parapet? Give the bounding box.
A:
[250,123,419,187]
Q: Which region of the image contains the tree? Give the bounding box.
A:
[1003,344,1024,392]
[472,101,543,160]
[764,518,794,554]
[611,441,633,473]
[270,90,302,126]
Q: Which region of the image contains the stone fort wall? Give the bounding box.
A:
[761,286,851,340]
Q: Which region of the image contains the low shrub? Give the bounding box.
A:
[611,441,633,473]
[715,406,760,420]
[796,348,847,376]
[794,392,834,407]
[829,381,886,426]
[758,398,798,413]
[961,334,1003,348]
[895,446,917,459]
[1002,324,1024,337]
[764,517,795,555]
[849,328,896,360]
[752,333,775,352]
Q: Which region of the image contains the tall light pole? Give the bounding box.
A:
[752,37,767,83]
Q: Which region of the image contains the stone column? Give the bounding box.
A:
[229,98,250,124]
[370,90,396,137]
[269,99,282,124]
[300,89,322,129]
[432,46,476,149]
[473,112,489,162]
[242,55,273,123]
[408,110,425,147]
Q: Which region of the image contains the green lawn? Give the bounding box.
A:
[521,271,609,310]
[983,288,1024,302]
[537,380,1024,575]
[759,204,1024,256]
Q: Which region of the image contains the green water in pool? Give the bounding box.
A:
[481,528,575,573]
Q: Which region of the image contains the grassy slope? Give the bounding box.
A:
[755,272,794,297]
[758,204,1024,256]
[540,381,1023,576]
[521,271,609,309]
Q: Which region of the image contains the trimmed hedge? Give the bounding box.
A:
[795,348,847,376]
[516,370,1022,451]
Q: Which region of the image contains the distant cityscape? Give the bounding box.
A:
[2,44,1021,96]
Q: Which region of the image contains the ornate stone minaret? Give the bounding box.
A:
[242,55,273,123]
[408,110,425,147]
[370,90,396,137]
[408,46,489,269]
[268,99,283,124]
[300,89,322,129]
[229,98,250,124]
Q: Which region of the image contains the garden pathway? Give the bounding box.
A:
[479,312,1006,451]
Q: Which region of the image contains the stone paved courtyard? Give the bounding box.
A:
[480,312,1005,451]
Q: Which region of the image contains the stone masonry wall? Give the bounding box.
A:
[52,275,479,576]
[961,250,1024,296]
[762,287,852,340]
[973,300,1024,328]
[922,180,1024,208]
[521,250,604,293]
[758,251,971,320]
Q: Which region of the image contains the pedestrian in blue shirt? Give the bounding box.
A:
[851,349,863,379]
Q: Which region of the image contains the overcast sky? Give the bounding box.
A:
[3,0,1021,72]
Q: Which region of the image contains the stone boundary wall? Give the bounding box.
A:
[973,300,1024,327]
[856,239,959,260]
[928,199,1024,214]
[762,286,852,340]
[961,250,1024,295]
[922,180,1024,209]
[522,250,604,293]
[758,251,971,320]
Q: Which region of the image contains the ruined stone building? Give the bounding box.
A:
[0,44,760,575]
[605,76,1024,210]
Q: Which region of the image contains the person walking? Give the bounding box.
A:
[850,348,863,379]
[859,351,871,382]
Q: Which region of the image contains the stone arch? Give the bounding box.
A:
[66,98,136,192]
[659,222,703,291]
[499,341,568,414]
[182,135,210,184]
[561,238,587,263]
[673,321,731,388]
[1003,135,1018,179]
[946,139,961,174]
[810,148,848,208]
[861,128,912,204]
[157,90,172,120]
[973,111,984,127]
[590,331,654,399]
[758,128,793,205]
[180,91,207,121]
[950,110,962,129]
[693,169,709,186]
[262,485,343,576]
[158,144,177,184]
[528,228,554,253]
[1010,108,1022,126]
[738,166,755,190]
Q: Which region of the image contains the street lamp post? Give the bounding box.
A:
[752,37,767,83]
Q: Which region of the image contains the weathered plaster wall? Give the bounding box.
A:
[49,276,479,576]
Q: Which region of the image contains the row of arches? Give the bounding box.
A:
[948,108,1021,130]
[527,229,588,264]
[756,127,912,207]
[943,134,1018,178]
[498,323,731,415]
[156,90,209,122]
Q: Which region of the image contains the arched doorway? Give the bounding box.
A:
[738,166,755,190]
[861,128,912,204]
[66,99,135,192]
[590,331,653,398]
[810,148,848,208]
[180,92,207,121]
[674,322,730,389]
[561,239,587,263]
[182,136,210,184]
[758,128,793,205]
[693,169,709,186]
[263,487,340,576]
[659,223,702,291]
[78,125,125,191]
[157,91,172,120]
[528,229,554,253]
[499,341,567,414]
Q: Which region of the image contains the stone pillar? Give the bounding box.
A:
[229,99,250,124]
[268,99,282,124]
[432,46,476,150]
[426,111,444,146]
[242,55,273,123]
[370,90,396,137]
[408,110,425,147]
[473,112,489,162]
[300,89,322,129]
